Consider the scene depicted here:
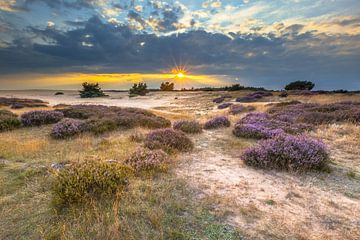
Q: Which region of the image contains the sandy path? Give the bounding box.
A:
[177,129,360,239]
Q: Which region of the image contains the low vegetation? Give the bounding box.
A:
[0,97,48,108]
[125,148,168,174]
[79,82,107,98]
[52,160,133,207]
[0,109,21,131]
[204,116,231,129]
[21,110,64,126]
[173,120,202,134]
[236,91,273,102]
[229,104,255,115]
[50,118,86,139]
[218,102,233,109]
[242,134,329,171]
[144,128,194,152]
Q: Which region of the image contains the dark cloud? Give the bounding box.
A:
[0,15,359,90]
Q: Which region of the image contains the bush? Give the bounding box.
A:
[52,160,133,206]
[21,110,64,126]
[79,82,106,98]
[213,97,225,104]
[125,148,168,173]
[51,118,86,139]
[233,112,311,139]
[160,82,174,91]
[87,118,118,135]
[129,83,148,96]
[204,116,230,129]
[242,134,329,171]
[144,128,194,152]
[55,92,64,95]
[0,110,21,131]
[279,91,288,98]
[218,103,233,109]
[285,81,315,91]
[229,105,255,115]
[233,123,284,139]
[173,120,202,134]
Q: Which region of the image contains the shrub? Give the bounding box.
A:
[285,81,315,91]
[21,110,64,126]
[218,103,233,109]
[129,82,148,96]
[173,120,202,134]
[242,135,329,171]
[87,118,118,135]
[233,123,284,139]
[144,128,194,152]
[213,97,225,103]
[55,92,64,95]
[0,97,48,108]
[125,148,168,173]
[129,131,146,142]
[160,82,175,91]
[51,118,86,139]
[0,110,21,131]
[204,116,230,129]
[135,115,171,129]
[52,160,133,206]
[229,105,255,115]
[79,82,106,98]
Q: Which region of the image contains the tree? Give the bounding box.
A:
[160,82,175,91]
[79,82,106,98]
[285,81,315,91]
[129,83,148,96]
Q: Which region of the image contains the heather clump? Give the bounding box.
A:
[236,91,273,103]
[268,101,360,125]
[87,118,118,135]
[204,116,231,129]
[242,134,329,171]
[233,112,312,139]
[213,97,225,104]
[229,105,255,115]
[173,120,202,134]
[50,118,87,139]
[0,110,21,131]
[144,128,194,152]
[218,103,233,109]
[125,148,168,174]
[52,160,133,207]
[21,110,64,126]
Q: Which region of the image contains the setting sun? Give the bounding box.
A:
[176,72,185,78]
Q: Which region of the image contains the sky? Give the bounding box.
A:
[0,0,359,90]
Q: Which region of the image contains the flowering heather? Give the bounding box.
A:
[242,134,329,171]
[125,148,168,173]
[21,110,64,126]
[173,120,202,134]
[50,118,86,139]
[144,128,194,152]
[213,97,225,103]
[236,91,273,102]
[203,116,231,129]
[233,112,312,139]
[229,105,255,115]
[233,123,284,139]
[218,103,233,109]
[0,110,21,131]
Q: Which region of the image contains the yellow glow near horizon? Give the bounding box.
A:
[0,72,233,90]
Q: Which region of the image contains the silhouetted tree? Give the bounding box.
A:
[129,83,148,96]
[285,81,315,91]
[160,82,175,91]
[79,82,106,98]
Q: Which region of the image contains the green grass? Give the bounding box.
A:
[0,125,242,239]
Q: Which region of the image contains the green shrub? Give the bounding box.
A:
[79,82,106,98]
[87,118,118,135]
[173,120,202,134]
[0,110,21,131]
[52,160,133,207]
[129,83,148,96]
